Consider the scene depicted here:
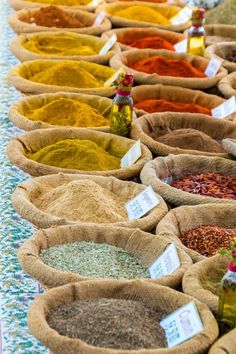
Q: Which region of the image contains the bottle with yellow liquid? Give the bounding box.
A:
[110,72,134,136]
[187,7,205,57]
[218,238,236,335]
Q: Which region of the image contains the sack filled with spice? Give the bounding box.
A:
[218,72,236,99]
[156,203,236,263]
[98,2,191,32]
[9,92,114,131]
[11,31,120,64]
[205,0,236,25]
[206,42,236,73]
[209,328,236,354]
[204,24,236,46]
[140,154,236,207]
[8,7,111,35]
[130,112,236,158]
[28,279,218,353]
[102,27,185,51]
[222,138,236,158]
[18,223,190,289]
[7,128,152,178]
[8,59,116,96]
[110,49,227,90]
[10,0,98,12]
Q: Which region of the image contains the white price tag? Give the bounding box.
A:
[99,34,117,55]
[160,301,204,348]
[212,96,236,119]
[104,66,125,87]
[149,243,180,278]
[93,11,106,26]
[125,186,159,220]
[205,57,223,77]
[171,6,192,25]
[88,0,102,7]
[174,39,187,53]
[121,140,141,168]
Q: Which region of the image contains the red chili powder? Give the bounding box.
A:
[124,36,175,50]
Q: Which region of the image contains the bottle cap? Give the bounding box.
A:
[228,262,236,273]
[116,72,134,96]
[191,7,205,26]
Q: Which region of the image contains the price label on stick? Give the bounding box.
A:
[99,34,117,55]
[171,6,192,25]
[104,66,125,87]
[174,39,187,53]
[205,57,223,77]
[125,186,159,220]
[121,140,141,168]
[149,243,180,278]
[212,96,236,119]
[160,301,204,348]
[93,11,106,26]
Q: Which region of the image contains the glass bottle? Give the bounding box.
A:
[187,7,206,57]
[110,72,134,137]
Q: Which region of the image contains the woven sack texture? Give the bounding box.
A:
[156,203,236,263]
[218,72,236,99]
[206,42,236,73]
[10,0,100,12]
[209,328,236,354]
[222,138,236,157]
[28,280,219,354]
[102,27,184,51]
[8,59,115,96]
[12,173,167,230]
[97,2,191,32]
[140,154,236,206]
[18,223,191,289]
[130,112,236,158]
[7,128,152,178]
[9,92,113,131]
[110,49,228,89]
[8,8,111,35]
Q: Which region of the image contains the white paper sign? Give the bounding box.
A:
[149,243,180,278]
[93,11,106,26]
[99,34,117,55]
[104,66,125,87]
[174,39,187,53]
[125,186,159,220]
[171,6,192,25]
[121,140,141,168]
[212,96,236,119]
[205,57,223,77]
[88,0,102,7]
[160,302,204,348]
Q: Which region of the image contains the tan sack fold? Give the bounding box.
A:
[218,71,236,99]
[209,328,236,354]
[222,138,236,158]
[206,42,236,73]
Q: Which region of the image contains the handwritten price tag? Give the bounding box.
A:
[174,39,187,53]
[212,96,236,119]
[104,66,125,87]
[99,34,117,55]
[121,140,141,168]
[149,243,180,278]
[160,302,204,348]
[171,6,192,25]
[125,186,159,220]
[205,57,223,77]
[93,11,106,26]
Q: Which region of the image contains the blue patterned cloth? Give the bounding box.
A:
[185,0,223,10]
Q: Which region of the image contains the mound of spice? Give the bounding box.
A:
[25,0,90,6]
[225,49,236,63]
[171,172,236,200]
[26,98,109,127]
[47,299,167,349]
[206,0,236,25]
[34,179,127,222]
[112,6,169,25]
[129,55,206,78]
[123,36,174,50]
[23,6,89,28]
[180,225,236,257]
[135,99,211,115]
[157,129,224,153]
[27,139,121,170]
[41,241,149,278]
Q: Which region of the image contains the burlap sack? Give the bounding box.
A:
[7,128,152,178]
[110,49,228,89]
[27,280,219,354]
[10,0,103,12]
[97,2,191,32]
[130,112,236,158]
[222,138,236,157]
[101,27,185,51]
[8,59,115,96]
[12,173,167,230]
[140,154,236,206]
[209,329,236,354]
[156,203,236,263]
[184,25,236,46]
[205,42,236,73]
[8,8,111,35]
[218,72,236,99]
[11,32,120,64]
[9,92,114,131]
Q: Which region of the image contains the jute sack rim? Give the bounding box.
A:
[185,24,236,46]
[97,1,191,32]
[101,27,185,51]
[205,42,236,73]
[110,49,228,89]
[130,112,236,158]
[218,71,236,99]
[155,203,236,263]
[28,279,219,354]
[106,0,185,5]
[12,173,167,230]
[9,0,102,12]
[8,91,115,132]
[8,8,111,35]
[140,154,236,206]
[222,138,236,157]
[10,31,121,64]
[18,223,191,289]
[7,128,152,178]
[8,59,115,97]
[209,328,236,354]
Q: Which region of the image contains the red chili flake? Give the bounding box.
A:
[180,225,236,257]
[171,172,236,200]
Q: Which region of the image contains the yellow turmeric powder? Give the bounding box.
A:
[112,6,170,24]
[26,97,110,127]
[25,0,91,6]
[28,139,121,170]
